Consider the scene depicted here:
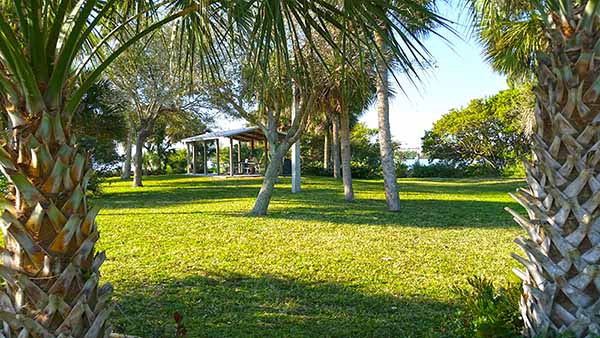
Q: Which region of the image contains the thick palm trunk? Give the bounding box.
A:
[508,9,600,337]
[332,114,342,179]
[0,109,112,337]
[375,31,400,212]
[133,132,147,188]
[250,143,288,216]
[121,128,133,180]
[339,107,354,201]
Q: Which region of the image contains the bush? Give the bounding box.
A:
[350,160,381,179]
[166,149,188,174]
[86,170,106,197]
[442,276,522,338]
[411,162,467,178]
[396,163,409,178]
[502,162,526,178]
[302,161,333,177]
[409,162,501,178]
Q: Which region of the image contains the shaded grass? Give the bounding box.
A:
[95,175,525,337]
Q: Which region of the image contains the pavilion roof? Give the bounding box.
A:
[182,126,267,143]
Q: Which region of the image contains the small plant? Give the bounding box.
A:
[443,276,523,338]
[174,311,187,338]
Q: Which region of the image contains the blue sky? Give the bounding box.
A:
[360,3,508,148]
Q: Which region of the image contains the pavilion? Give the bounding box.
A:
[181,126,269,176]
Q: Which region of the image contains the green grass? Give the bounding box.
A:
[94,175,525,337]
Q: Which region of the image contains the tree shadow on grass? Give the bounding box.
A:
[112,272,455,338]
[96,175,525,228]
[238,198,521,228]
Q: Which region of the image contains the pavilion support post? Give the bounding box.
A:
[203,140,208,175]
[192,142,198,174]
[251,140,255,174]
[216,139,220,175]
[229,138,234,176]
[186,142,192,174]
[291,85,301,193]
[237,140,242,174]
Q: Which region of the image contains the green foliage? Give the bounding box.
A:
[165,149,189,175]
[469,0,544,82]
[410,162,499,178]
[422,87,532,176]
[301,122,386,179]
[349,123,383,179]
[74,81,127,171]
[443,276,522,338]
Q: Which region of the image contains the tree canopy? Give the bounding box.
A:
[422,86,533,174]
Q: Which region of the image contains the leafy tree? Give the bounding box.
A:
[422,87,532,175]
[108,32,212,187]
[74,81,127,172]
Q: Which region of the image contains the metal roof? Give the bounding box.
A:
[182,126,266,143]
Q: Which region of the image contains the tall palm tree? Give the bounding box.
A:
[375,29,401,211]
[374,0,440,212]
[472,0,600,336]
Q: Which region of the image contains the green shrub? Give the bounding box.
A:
[86,170,106,197]
[350,160,381,179]
[396,163,410,178]
[442,276,522,338]
[411,162,466,178]
[502,162,526,178]
[166,149,188,174]
[302,161,333,177]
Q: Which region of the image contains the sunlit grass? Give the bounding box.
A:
[95,175,525,337]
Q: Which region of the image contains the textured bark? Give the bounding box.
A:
[0,108,112,337]
[250,144,287,216]
[132,131,147,188]
[332,114,342,179]
[508,8,600,337]
[339,107,354,201]
[375,31,400,212]
[121,128,132,180]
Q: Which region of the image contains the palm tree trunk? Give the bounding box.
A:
[133,131,147,188]
[375,31,400,212]
[332,113,342,179]
[508,9,600,337]
[251,143,288,216]
[121,128,133,179]
[339,106,354,201]
[0,109,112,337]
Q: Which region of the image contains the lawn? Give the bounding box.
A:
[94,175,525,337]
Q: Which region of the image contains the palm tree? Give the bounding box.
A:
[374,0,441,212]
[332,112,342,179]
[375,30,401,211]
[472,0,600,336]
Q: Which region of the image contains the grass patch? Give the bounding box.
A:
[95,175,525,337]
